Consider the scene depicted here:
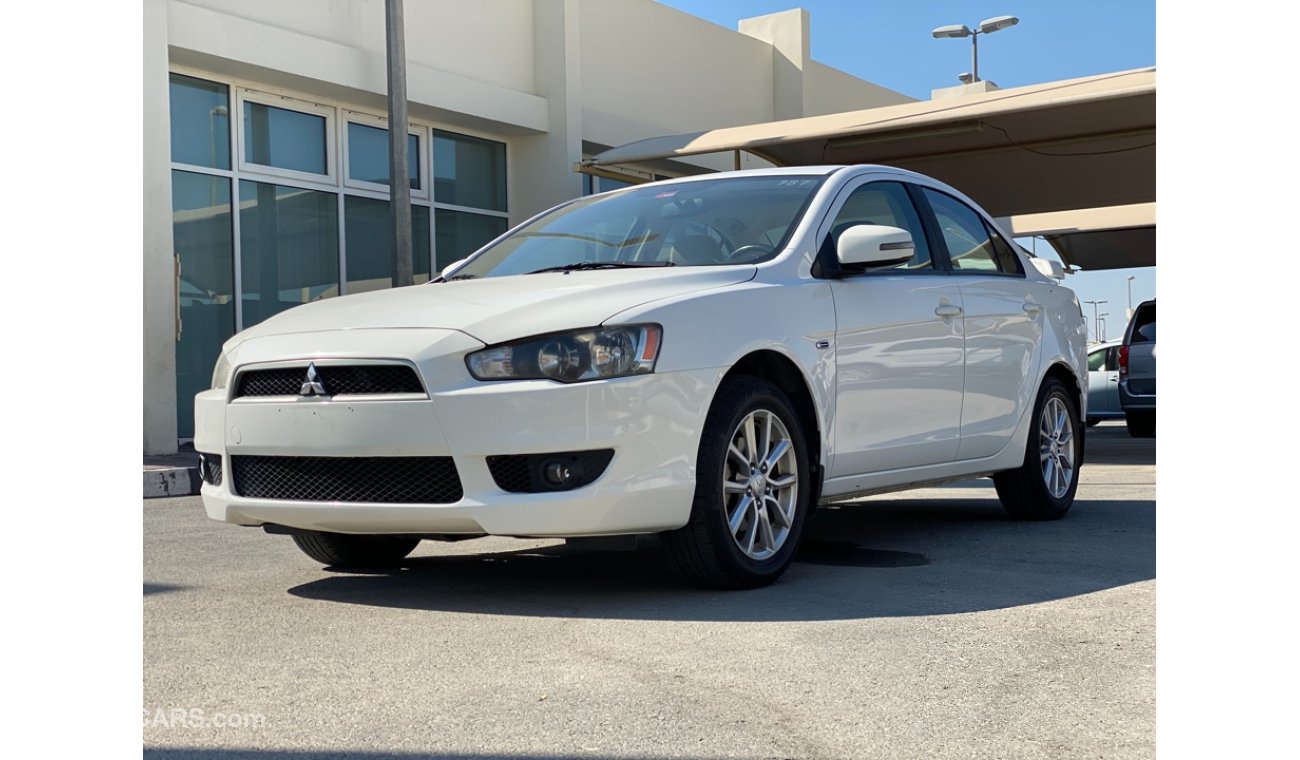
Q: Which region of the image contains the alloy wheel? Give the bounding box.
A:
[722,409,799,561]
[1039,396,1076,498]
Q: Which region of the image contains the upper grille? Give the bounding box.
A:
[231,455,463,503]
[235,365,424,398]
[487,449,615,493]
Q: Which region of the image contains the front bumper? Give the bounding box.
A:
[196,329,722,537]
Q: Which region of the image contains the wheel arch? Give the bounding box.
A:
[721,349,825,501]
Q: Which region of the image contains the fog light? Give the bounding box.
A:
[544,461,577,486]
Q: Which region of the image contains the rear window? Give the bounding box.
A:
[1129,303,1156,343]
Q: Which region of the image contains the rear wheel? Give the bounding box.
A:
[1125,410,1156,438]
[994,377,1081,520]
[291,531,420,568]
[663,376,811,589]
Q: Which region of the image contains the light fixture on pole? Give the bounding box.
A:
[932,15,1019,83]
[1126,275,1136,319]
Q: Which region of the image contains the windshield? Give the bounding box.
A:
[446,175,825,279]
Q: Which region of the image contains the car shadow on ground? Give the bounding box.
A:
[287,492,1154,623]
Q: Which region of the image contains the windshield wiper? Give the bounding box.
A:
[526,261,676,275]
[443,273,478,281]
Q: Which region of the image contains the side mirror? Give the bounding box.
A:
[836,224,915,268]
[440,258,469,278]
[1030,257,1066,280]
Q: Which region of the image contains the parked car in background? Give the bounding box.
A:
[194,165,1088,589]
[1086,340,1123,426]
[1119,299,1156,437]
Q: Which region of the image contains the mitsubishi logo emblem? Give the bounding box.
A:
[299,363,328,397]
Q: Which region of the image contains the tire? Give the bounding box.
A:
[662,375,812,589]
[994,377,1082,520]
[1125,410,1155,438]
[291,531,420,568]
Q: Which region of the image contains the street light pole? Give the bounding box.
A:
[932,16,1018,84]
[1127,275,1136,319]
[1084,300,1108,342]
[385,0,413,287]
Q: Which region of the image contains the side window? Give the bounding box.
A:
[828,181,931,270]
[983,221,1025,274]
[922,189,1017,274]
[1088,349,1108,372]
[1130,303,1157,343]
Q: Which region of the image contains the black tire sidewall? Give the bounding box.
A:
[693,378,812,581]
[1030,380,1082,514]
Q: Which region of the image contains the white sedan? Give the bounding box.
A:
[195,165,1088,589]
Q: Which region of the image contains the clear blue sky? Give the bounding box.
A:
[657,0,1156,341]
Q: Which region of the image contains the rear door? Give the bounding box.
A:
[917,187,1043,461]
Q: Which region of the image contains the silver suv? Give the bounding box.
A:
[1119,299,1156,437]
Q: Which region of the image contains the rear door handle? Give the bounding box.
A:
[934,304,963,318]
[1022,302,1042,315]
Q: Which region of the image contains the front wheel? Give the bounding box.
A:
[662,376,812,589]
[993,377,1082,520]
[291,531,420,568]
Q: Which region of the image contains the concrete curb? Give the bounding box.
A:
[144,451,201,499]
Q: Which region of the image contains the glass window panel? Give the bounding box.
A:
[344,197,431,292]
[922,189,1001,272]
[347,123,421,189]
[243,102,327,175]
[830,182,932,270]
[238,180,339,326]
[433,130,507,211]
[172,170,235,438]
[169,74,230,169]
[435,209,508,271]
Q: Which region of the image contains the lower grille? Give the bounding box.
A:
[198,452,223,486]
[486,449,615,493]
[230,455,463,503]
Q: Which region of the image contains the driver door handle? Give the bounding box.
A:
[1023,302,1043,315]
[934,304,963,318]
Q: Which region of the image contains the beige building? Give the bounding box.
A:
[143,0,912,454]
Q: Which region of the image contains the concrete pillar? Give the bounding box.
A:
[511,0,583,220]
[739,8,810,121]
[144,0,178,454]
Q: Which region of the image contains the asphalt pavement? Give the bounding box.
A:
[144,421,1155,760]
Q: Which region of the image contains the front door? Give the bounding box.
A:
[825,180,965,476]
[1087,346,1114,416]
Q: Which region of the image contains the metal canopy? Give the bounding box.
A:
[590,68,1155,270]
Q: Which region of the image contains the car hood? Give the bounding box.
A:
[231,266,756,347]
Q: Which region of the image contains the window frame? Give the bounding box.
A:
[913,186,1026,278]
[168,65,513,321]
[341,111,429,200]
[236,87,338,186]
[812,177,948,279]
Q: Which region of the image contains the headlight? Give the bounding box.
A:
[211,352,231,390]
[466,325,661,383]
